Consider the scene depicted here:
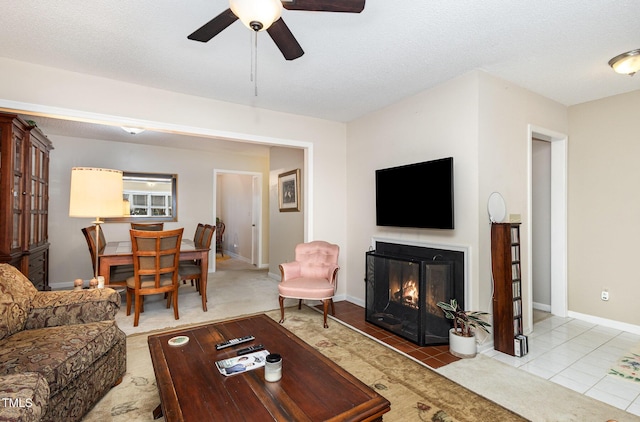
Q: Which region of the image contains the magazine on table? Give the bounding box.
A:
[215,350,270,376]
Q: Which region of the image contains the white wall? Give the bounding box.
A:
[347,72,481,308]
[217,173,254,260]
[0,57,348,290]
[50,135,268,286]
[3,56,639,330]
[477,71,568,328]
[532,139,552,308]
[346,70,569,330]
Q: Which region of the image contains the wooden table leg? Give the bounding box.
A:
[98,257,111,285]
[200,253,208,311]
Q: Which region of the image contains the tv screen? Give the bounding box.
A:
[376,157,454,229]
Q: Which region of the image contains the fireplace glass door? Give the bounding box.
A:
[365,251,452,346]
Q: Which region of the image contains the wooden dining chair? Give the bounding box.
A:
[130,222,165,231]
[215,221,225,256]
[179,224,215,311]
[194,223,206,245]
[81,226,133,286]
[126,228,183,327]
[183,223,206,286]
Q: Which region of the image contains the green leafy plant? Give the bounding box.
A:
[437,299,491,337]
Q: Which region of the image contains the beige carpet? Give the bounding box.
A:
[115,265,279,336]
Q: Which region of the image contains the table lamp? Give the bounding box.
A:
[69,167,124,281]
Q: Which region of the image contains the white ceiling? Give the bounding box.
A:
[1,0,639,146]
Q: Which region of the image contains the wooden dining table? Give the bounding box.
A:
[99,239,211,311]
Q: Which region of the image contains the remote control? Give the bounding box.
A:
[215,335,255,350]
[236,344,264,356]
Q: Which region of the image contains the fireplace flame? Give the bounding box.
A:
[392,279,419,308]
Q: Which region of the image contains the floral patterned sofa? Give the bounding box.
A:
[0,264,126,421]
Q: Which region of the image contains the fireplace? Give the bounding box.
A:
[365,242,465,346]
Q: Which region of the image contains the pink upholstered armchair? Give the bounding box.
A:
[278,241,340,328]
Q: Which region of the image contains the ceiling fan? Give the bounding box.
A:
[188,0,366,60]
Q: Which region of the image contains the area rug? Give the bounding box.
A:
[437,352,636,422]
[83,306,525,422]
[609,343,640,383]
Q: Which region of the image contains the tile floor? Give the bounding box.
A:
[326,301,640,417]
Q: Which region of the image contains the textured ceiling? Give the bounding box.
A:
[1,0,639,145]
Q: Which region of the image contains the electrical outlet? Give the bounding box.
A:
[601,290,609,301]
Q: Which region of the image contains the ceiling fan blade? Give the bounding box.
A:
[188,8,238,42]
[267,18,304,60]
[281,0,365,13]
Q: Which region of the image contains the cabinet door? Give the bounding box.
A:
[11,122,26,253]
[27,131,50,248]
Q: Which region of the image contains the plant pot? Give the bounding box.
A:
[448,328,477,358]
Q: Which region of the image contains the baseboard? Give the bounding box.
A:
[568,310,640,335]
[477,341,495,354]
[344,295,365,308]
[533,302,551,312]
[267,271,280,281]
[218,251,268,270]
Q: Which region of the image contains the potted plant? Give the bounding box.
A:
[437,299,491,358]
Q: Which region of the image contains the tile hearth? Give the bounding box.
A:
[319,301,460,368]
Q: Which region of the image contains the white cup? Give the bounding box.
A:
[97,276,105,289]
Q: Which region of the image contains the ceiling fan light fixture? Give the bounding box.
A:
[608,49,640,76]
[230,0,282,31]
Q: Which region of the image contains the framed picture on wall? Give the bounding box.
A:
[278,169,301,212]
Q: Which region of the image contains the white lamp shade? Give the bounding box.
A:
[230,0,282,31]
[69,167,124,218]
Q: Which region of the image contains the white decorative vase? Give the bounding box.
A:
[448,328,477,358]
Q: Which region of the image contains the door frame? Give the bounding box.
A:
[527,125,568,329]
[213,169,263,269]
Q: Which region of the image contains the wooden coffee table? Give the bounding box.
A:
[147,314,390,421]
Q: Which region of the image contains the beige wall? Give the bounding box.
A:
[49,135,269,285]
[2,55,639,331]
[568,90,640,326]
[0,57,348,290]
[531,140,552,308]
[477,71,569,329]
[346,72,481,307]
[217,173,255,261]
[269,147,305,278]
[346,71,569,332]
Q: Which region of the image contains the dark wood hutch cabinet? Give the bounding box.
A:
[0,113,53,290]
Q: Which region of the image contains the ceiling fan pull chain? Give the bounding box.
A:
[249,31,254,83]
[250,30,258,96]
[254,31,259,96]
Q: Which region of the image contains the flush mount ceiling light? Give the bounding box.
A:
[121,126,145,135]
[608,49,640,76]
[229,0,282,31]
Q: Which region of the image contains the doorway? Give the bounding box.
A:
[528,125,568,332]
[214,170,263,270]
[532,139,552,313]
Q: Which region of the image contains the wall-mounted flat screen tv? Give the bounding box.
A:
[376,157,454,229]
